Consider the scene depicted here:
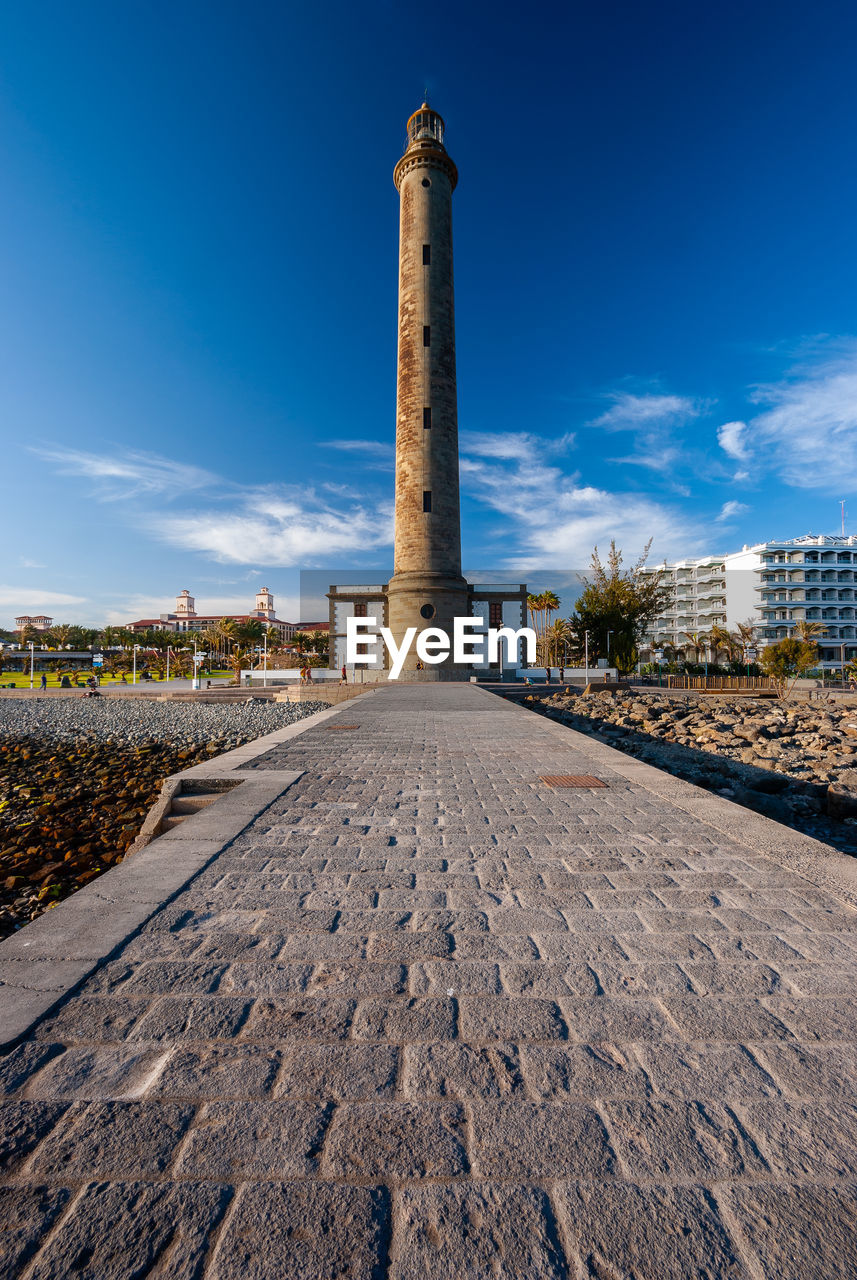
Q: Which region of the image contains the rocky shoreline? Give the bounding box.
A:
[0,698,328,938]
[530,688,857,857]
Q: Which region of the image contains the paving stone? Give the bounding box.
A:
[410,960,501,995]
[390,1183,567,1279]
[457,996,568,1042]
[33,995,150,1043]
[27,1181,232,1280]
[352,997,456,1042]
[604,1099,768,1179]
[0,1042,64,1096]
[0,1185,72,1277]
[556,1181,748,1280]
[403,1043,526,1098]
[562,996,682,1042]
[218,962,313,994]
[322,1101,467,1179]
[754,1042,857,1100]
[661,996,794,1040]
[175,1100,331,1177]
[209,1182,389,1280]
[27,1100,193,1179]
[521,1043,650,1099]
[0,1101,67,1174]
[728,1183,857,1280]
[734,1098,857,1178]
[149,1045,280,1099]
[470,1100,615,1177]
[274,1045,399,1099]
[130,996,251,1041]
[24,1046,172,1100]
[769,995,857,1041]
[237,995,355,1043]
[638,1042,780,1100]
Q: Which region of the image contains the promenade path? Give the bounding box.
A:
[2,683,857,1278]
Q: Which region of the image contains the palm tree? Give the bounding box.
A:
[795,619,826,643]
[709,624,740,665]
[290,630,312,657]
[680,630,708,664]
[527,591,561,666]
[547,618,571,667]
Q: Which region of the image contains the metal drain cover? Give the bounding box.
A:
[539,775,607,788]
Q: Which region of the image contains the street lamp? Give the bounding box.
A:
[654,649,664,687]
[746,646,757,679]
[28,641,35,689]
[263,630,268,687]
[606,630,613,673]
[584,630,590,686]
[132,644,141,684]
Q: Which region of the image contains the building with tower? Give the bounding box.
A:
[328,102,527,678]
[126,587,296,642]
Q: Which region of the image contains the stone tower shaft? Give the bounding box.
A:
[392,103,462,581]
[386,102,469,676]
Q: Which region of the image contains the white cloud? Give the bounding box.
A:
[733,469,751,482]
[321,439,393,457]
[716,500,750,522]
[19,559,47,569]
[748,341,857,489]
[30,446,219,500]
[717,421,749,461]
[589,393,700,431]
[156,489,393,566]
[460,430,575,460]
[0,586,85,609]
[460,447,702,568]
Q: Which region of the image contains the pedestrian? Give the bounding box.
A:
[39,673,47,691]
[558,665,564,683]
[339,665,348,685]
[306,666,314,683]
[544,667,551,684]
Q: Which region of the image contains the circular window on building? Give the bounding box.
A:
[421,178,431,188]
[420,603,435,619]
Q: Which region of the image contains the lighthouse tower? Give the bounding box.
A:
[385,101,469,677]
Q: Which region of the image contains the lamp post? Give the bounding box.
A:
[28,641,35,689]
[132,644,140,684]
[192,638,200,690]
[746,646,756,680]
[166,646,170,684]
[263,630,268,688]
[606,630,613,674]
[584,630,589,687]
[654,649,664,687]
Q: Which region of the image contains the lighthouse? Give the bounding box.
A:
[385,101,470,677]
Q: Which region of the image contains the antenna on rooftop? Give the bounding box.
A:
[841,499,847,536]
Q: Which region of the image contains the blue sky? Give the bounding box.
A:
[3,0,857,627]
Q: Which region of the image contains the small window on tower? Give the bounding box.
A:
[423,491,432,513]
[423,407,431,429]
[489,602,503,628]
[422,244,431,265]
[423,326,430,346]
[354,601,367,618]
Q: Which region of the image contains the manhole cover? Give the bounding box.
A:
[539,775,608,788]
[324,725,360,731]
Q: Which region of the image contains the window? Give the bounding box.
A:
[423,326,430,346]
[421,177,431,188]
[423,407,431,429]
[489,602,503,628]
[420,603,435,619]
[423,491,432,513]
[422,244,431,265]
[354,601,367,618]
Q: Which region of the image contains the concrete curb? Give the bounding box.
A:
[0,696,358,1051]
[483,686,857,908]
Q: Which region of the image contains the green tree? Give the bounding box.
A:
[567,541,673,676]
[759,637,819,699]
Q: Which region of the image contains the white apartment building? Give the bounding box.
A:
[642,534,857,668]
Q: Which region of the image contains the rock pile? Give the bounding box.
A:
[0,698,328,938]
[531,688,857,853]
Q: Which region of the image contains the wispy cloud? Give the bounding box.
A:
[460,442,702,568]
[0,586,85,609]
[716,500,750,522]
[157,488,393,566]
[30,446,218,500]
[321,439,393,457]
[717,420,749,461]
[460,430,575,460]
[19,558,47,569]
[748,340,857,489]
[589,392,701,431]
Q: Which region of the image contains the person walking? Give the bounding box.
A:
[39,673,47,691]
[339,665,348,685]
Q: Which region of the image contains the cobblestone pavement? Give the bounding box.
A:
[2,684,857,1278]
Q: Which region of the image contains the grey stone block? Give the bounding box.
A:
[0,1100,68,1174]
[175,1100,332,1176]
[352,997,456,1042]
[0,1185,72,1277]
[240,996,355,1042]
[604,1099,768,1179]
[470,1100,615,1177]
[321,1100,467,1179]
[209,1182,389,1280]
[728,1183,857,1280]
[274,1045,399,1100]
[28,1100,193,1178]
[390,1183,567,1279]
[402,1043,525,1099]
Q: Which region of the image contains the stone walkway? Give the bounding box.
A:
[2,683,857,1278]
